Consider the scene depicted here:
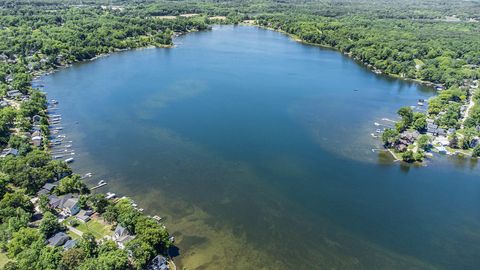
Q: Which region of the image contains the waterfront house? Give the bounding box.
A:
[48,193,80,215]
[63,239,77,250]
[0,148,18,157]
[76,209,93,223]
[63,198,80,216]
[114,224,135,249]
[31,135,42,147]
[437,128,447,137]
[145,255,169,270]
[47,232,70,247]
[37,183,57,196]
[4,74,13,83]
[6,90,22,98]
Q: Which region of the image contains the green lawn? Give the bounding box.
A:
[75,218,112,239]
[0,252,10,268]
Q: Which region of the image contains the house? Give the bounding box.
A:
[37,183,57,196]
[76,209,93,223]
[47,232,70,247]
[437,128,447,137]
[43,183,57,192]
[447,128,456,135]
[394,130,419,152]
[4,74,13,83]
[114,224,135,249]
[0,100,8,108]
[6,90,22,98]
[37,182,57,196]
[0,148,18,157]
[145,255,169,270]
[31,135,42,147]
[63,239,77,250]
[48,194,79,215]
[63,198,80,216]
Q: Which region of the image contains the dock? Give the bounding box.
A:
[90,182,107,190]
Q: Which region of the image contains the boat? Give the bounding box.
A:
[51,99,59,104]
[418,102,424,106]
[105,192,116,199]
[64,157,74,163]
[98,180,106,185]
[153,215,162,221]
[375,128,382,133]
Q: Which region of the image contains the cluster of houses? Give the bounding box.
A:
[31,181,170,269]
[426,118,456,137]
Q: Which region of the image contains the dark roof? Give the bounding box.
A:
[48,232,70,247]
[48,193,73,208]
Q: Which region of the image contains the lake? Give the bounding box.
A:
[41,26,480,269]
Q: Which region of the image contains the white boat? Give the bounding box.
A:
[418,102,424,106]
[98,180,106,185]
[51,99,59,104]
[375,129,382,133]
[64,157,74,163]
[105,192,116,199]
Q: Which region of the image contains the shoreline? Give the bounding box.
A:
[250,23,439,89]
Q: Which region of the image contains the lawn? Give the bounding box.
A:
[0,252,10,268]
[76,217,112,239]
[65,216,112,240]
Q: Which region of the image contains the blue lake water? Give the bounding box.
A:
[41,26,480,269]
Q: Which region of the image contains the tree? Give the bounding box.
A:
[382,128,399,147]
[461,128,478,149]
[89,193,110,214]
[449,133,459,149]
[39,194,50,213]
[0,172,9,200]
[55,174,89,195]
[402,150,415,162]
[0,191,34,222]
[78,233,97,258]
[417,135,430,151]
[39,211,64,237]
[125,238,155,270]
[7,227,44,258]
[412,113,427,131]
[36,246,62,270]
[472,145,480,157]
[398,107,413,126]
[60,248,86,270]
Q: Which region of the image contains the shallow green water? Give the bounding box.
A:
[42,26,480,269]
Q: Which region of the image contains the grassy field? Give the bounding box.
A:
[76,218,112,239]
[0,252,10,268]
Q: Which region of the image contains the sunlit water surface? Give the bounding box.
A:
[41,26,480,269]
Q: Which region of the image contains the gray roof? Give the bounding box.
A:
[145,255,169,270]
[0,148,18,157]
[42,183,57,191]
[63,198,79,210]
[63,239,77,250]
[48,193,73,208]
[115,224,129,238]
[48,232,70,247]
[6,90,21,97]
